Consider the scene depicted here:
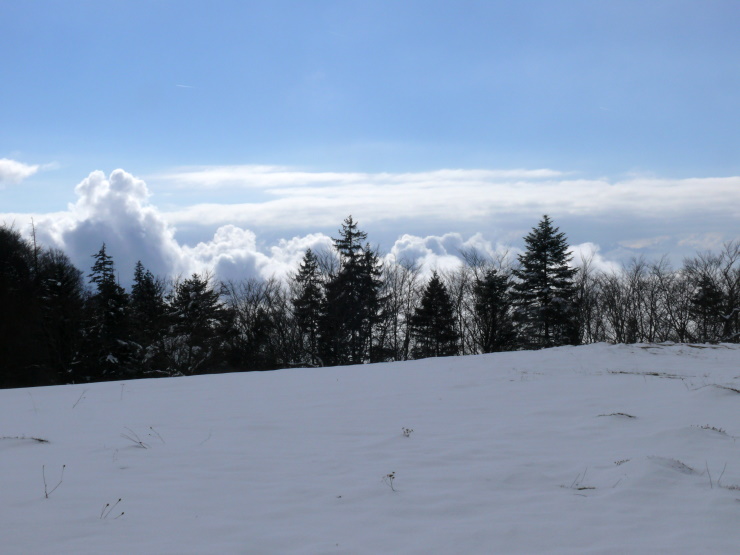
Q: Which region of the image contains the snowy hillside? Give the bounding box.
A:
[2,343,739,554]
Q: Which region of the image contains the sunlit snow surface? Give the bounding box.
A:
[2,343,739,554]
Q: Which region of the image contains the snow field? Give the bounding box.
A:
[1,343,739,554]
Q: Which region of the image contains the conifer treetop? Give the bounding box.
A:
[333,216,367,261]
[89,243,117,288]
[515,215,577,282]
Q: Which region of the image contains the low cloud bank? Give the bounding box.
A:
[4,166,737,286]
[155,166,740,234]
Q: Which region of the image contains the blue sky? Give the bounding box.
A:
[1,1,739,282]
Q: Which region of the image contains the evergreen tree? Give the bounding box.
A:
[89,244,116,290]
[357,246,385,362]
[0,226,88,387]
[37,248,85,383]
[292,249,324,366]
[410,272,459,358]
[474,268,517,352]
[80,244,135,381]
[318,216,383,366]
[512,215,579,349]
[164,273,230,375]
[130,261,168,371]
[690,274,725,343]
[0,225,46,387]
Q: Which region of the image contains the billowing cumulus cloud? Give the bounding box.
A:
[0,158,40,186]
[28,169,335,285]
[384,235,621,277]
[182,226,333,283]
[568,242,622,275]
[34,169,186,281]
[386,232,518,274]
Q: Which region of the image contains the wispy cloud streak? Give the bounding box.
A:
[0,158,40,186]
[153,166,740,230]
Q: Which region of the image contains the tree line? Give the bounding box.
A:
[1,215,738,388]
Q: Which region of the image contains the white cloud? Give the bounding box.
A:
[569,242,621,274]
[151,167,740,237]
[386,232,518,275]
[157,165,564,189]
[618,236,671,250]
[25,169,335,285]
[0,158,40,185]
[34,169,187,281]
[182,226,333,283]
[5,165,740,287]
[10,168,575,285]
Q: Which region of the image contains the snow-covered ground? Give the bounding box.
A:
[2,343,739,554]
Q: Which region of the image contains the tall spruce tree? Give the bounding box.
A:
[164,273,230,375]
[130,261,168,371]
[410,271,459,358]
[80,244,136,381]
[474,268,517,352]
[0,226,46,387]
[690,274,725,343]
[37,248,85,383]
[292,249,324,366]
[512,215,579,349]
[0,226,88,387]
[318,216,382,366]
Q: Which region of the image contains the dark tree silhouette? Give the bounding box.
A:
[474,268,516,352]
[79,244,136,381]
[164,273,230,375]
[690,274,725,343]
[292,248,324,366]
[512,216,579,348]
[319,217,383,366]
[410,271,459,358]
[37,248,85,383]
[223,277,294,372]
[0,226,47,387]
[130,261,168,371]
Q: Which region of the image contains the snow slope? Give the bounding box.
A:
[1,343,739,554]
